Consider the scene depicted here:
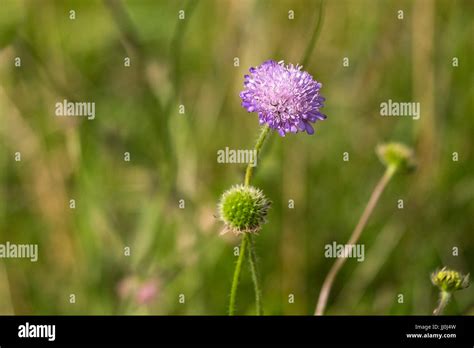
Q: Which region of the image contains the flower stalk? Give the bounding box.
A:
[247,233,263,315]
[433,291,451,316]
[228,233,248,315]
[227,125,271,315]
[315,142,415,315]
[315,165,396,315]
[431,267,469,315]
[245,125,270,186]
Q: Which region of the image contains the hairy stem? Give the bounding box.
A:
[228,125,271,315]
[433,291,451,316]
[315,165,396,315]
[243,125,270,314]
[229,234,248,315]
[245,125,271,186]
[247,234,263,315]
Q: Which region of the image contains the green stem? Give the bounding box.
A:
[433,291,451,316]
[245,125,271,186]
[228,124,271,315]
[228,234,248,315]
[247,234,263,315]
[243,125,270,315]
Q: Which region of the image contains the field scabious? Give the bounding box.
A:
[219,60,326,315]
[240,60,326,136]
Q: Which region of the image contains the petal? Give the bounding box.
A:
[316,113,327,120]
[305,122,314,135]
[297,120,306,131]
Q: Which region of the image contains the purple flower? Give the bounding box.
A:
[240,60,326,136]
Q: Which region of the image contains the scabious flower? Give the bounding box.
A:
[431,267,470,293]
[218,184,271,235]
[240,60,326,136]
[376,142,416,173]
[431,267,469,315]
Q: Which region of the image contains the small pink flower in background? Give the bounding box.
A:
[136,279,159,305]
[117,276,160,305]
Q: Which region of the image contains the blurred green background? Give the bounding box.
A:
[0,0,473,315]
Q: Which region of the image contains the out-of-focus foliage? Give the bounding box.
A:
[0,0,472,315]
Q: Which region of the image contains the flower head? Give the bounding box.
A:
[431,267,470,293]
[240,60,326,136]
[218,184,271,235]
[376,142,416,173]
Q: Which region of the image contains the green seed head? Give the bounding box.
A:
[217,184,271,235]
[431,267,470,293]
[376,142,416,173]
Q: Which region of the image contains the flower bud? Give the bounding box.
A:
[431,267,470,293]
[376,142,416,173]
[218,184,271,235]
